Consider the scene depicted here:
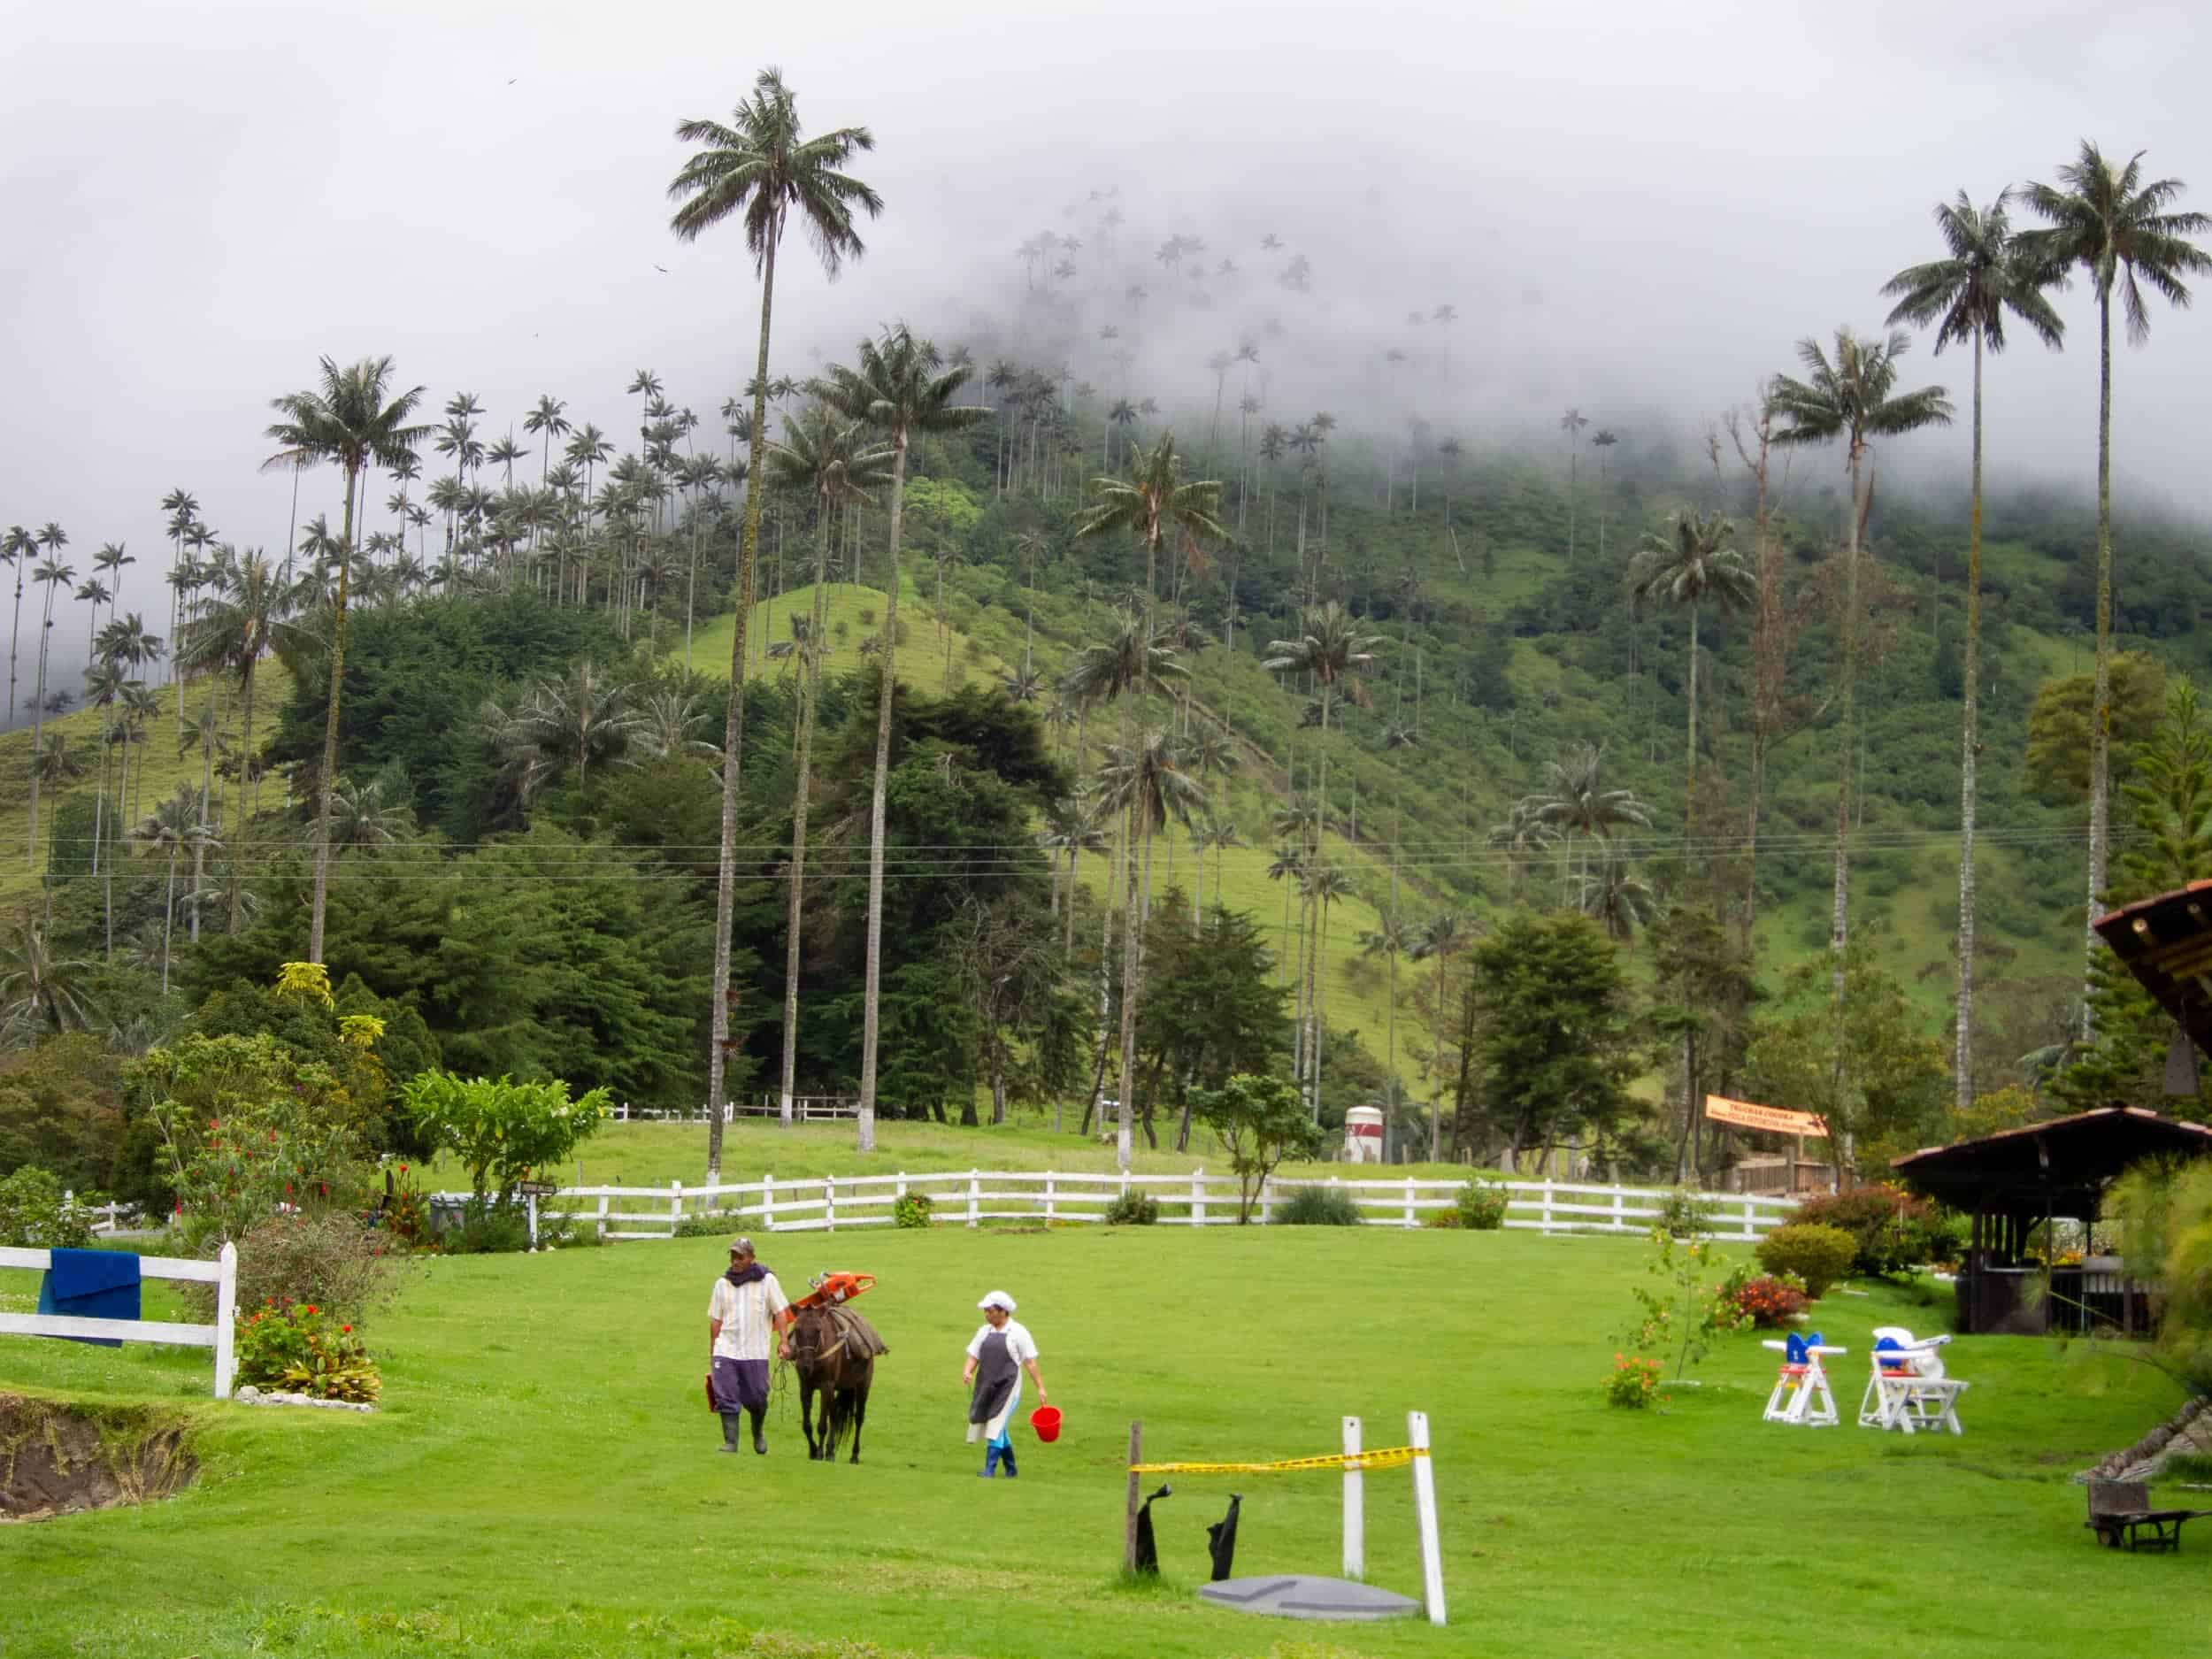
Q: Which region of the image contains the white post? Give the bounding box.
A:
[1409,1409,1445,1625]
[1612,1189,1625,1232]
[1741,1197,1757,1241]
[1403,1176,1416,1229]
[763,1172,775,1232]
[1540,1179,1555,1234]
[1192,1168,1206,1228]
[596,1192,610,1241]
[896,1171,908,1199]
[1341,1415,1364,1580]
[1260,1179,1276,1225]
[669,1179,683,1239]
[213,1241,237,1400]
[527,1194,539,1250]
[826,1176,837,1233]
[1045,1171,1057,1223]
[968,1169,980,1228]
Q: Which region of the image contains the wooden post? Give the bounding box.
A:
[669,1179,683,1238]
[1409,1409,1446,1625]
[1124,1421,1143,1574]
[1403,1176,1416,1229]
[826,1176,836,1234]
[213,1241,237,1400]
[1341,1415,1364,1579]
[969,1169,981,1228]
[596,1191,610,1241]
[1193,1168,1207,1227]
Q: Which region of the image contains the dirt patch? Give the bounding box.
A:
[0,1393,196,1521]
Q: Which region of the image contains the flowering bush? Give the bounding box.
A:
[1603,1354,1664,1409]
[234,1299,381,1402]
[1792,1185,1954,1278]
[222,1211,403,1327]
[1755,1223,1858,1300]
[893,1193,935,1229]
[378,1164,434,1249]
[1623,1230,1752,1381]
[1728,1271,1810,1328]
[1455,1182,1509,1230]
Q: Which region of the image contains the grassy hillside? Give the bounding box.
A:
[2,1226,2191,1657]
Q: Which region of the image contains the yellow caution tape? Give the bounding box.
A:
[1129,1446,1427,1475]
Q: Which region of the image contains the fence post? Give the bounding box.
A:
[968,1169,980,1229]
[527,1194,539,1251]
[596,1192,610,1242]
[1260,1179,1276,1225]
[826,1177,837,1234]
[213,1242,238,1400]
[1124,1421,1144,1575]
[761,1172,775,1232]
[669,1179,683,1239]
[1741,1197,1756,1241]
[1342,1415,1364,1579]
[1403,1176,1416,1230]
[1540,1179,1555,1234]
[1045,1172,1056,1223]
[1613,1188,1625,1232]
[896,1171,908,1199]
[1192,1168,1206,1227]
[1409,1409,1446,1625]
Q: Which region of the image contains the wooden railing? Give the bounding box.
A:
[491,1171,1798,1241]
[0,1242,237,1397]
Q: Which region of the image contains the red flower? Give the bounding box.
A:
[341,1325,352,1334]
[303,1305,318,1315]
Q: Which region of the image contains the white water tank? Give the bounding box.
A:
[1344,1105,1385,1164]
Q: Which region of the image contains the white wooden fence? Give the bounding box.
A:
[0,1242,237,1398]
[503,1171,1798,1241]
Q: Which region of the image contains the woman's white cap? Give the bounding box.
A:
[978,1290,1017,1313]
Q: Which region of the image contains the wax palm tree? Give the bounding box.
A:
[1578,851,1655,941]
[132,787,211,995]
[1189,815,1245,927]
[1523,741,1651,898]
[1485,801,1560,904]
[1357,908,1417,1118]
[638,691,719,763]
[1589,429,1618,559]
[488,661,642,802]
[525,395,571,502]
[0,922,96,1041]
[762,406,893,1128]
[1883,188,2066,1102]
[1770,328,1952,997]
[1062,615,1189,1169]
[1302,863,1355,1121]
[2020,143,2211,1033]
[179,549,288,924]
[1559,408,1588,563]
[327,774,405,855]
[262,355,431,962]
[24,539,75,871]
[1074,432,1227,626]
[1626,510,1755,836]
[813,326,985,1154]
[668,68,882,1177]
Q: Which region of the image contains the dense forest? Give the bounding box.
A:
[5,81,2211,1210]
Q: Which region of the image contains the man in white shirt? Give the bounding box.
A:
[709,1238,793,1455]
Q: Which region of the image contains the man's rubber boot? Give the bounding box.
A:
[980,1443,1002,1479]
[1001,1442,1019,1479]
[750,1409,768,1455]
[718,1413,742,1453]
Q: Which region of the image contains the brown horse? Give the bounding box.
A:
[787,1304,880,1463]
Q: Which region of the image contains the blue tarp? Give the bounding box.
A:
[37,1248,141,1348]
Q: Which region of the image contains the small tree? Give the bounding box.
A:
[1622,1230,1751,1381]
[1194,1072,1325,1224]
[400,1072,612,1204]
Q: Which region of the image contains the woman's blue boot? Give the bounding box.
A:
[980,1444,1002,1478]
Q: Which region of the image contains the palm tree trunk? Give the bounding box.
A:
[308,457,359,964]
[2083,291,2115,1042]
[190,684,217,945]
[162,846,177,996]
[705,222,780,1182]
[778,504,833,1128]
[6,563,22,728]
[1685,604,1700,841]
[27,583,55,872]
[1117,791,1152,1171]
[854,442,907,1159]
[1955,325,1984,1110]
[1830,444,1867,1177]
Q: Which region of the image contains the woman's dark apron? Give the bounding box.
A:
[968,1328,1016,1431]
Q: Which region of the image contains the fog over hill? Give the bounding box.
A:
[7,0,2211,657]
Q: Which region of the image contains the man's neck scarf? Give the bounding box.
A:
[726,1261,767,1288]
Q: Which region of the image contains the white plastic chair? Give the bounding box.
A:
[1762,1336,1845,1426]
[1857,1325,1967,1435]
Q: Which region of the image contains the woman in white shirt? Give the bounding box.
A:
[963,1289,1048,1478]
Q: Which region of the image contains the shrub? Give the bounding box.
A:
[1603,1353,1664,1409]
[222,1211,403,1327]
[1656,1189,1719,1238]
[441,1200,533,1255]
[1755,1223,1858,1300]
[399,1072,612,1205]
[893,1193,935,1230]
[1792,1184,1949,1278]
[674,1212,733,1239]
[1102,1190,1159,1226]
[235,1300,381,1402]
[1728,1271,1810,1329]
[377,1164,433,1249]
[1455,1182,1509,1230]
[1273,1185,1364,1226]
[0,1164,96,1248]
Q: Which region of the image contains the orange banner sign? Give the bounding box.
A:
[1703,1094,1830,1139]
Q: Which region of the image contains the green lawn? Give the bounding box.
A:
[2,1227,2198,1658]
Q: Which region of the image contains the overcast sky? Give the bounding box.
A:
[4,0,2209,687]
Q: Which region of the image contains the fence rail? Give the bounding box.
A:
[486,1171,1798,1241]
[0,1242,237,1397]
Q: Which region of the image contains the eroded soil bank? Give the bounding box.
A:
[0,1393,196,1521]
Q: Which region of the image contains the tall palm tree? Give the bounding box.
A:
[486,661,643,802]
[1589,429,1618,559]
[2020,143,2210,1034]
[763,405,892,1127]
[262,356,431,963]
[1882,189,2066,1105]
[1062,615,1189,1168]
[816,326,986,1152]
[1357,908,1416,1121]
[1626,510,1755,837]
[1558,408,1588,563]
[1302,863,1354,1122]
[1,525,35,727]
[25,536,74,870]
[1522,741,1651,897]
[1578,852,1655,941]
[1264,603,1381,1115]
[132,787,211,995]
[668,67,881,1179]
[180,549,288,926]
[0,922,96,1041]
[1071,436,1225,1167]
[1770,329,1952,1012]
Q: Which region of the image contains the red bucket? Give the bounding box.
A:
[1029,1405,1063,1443]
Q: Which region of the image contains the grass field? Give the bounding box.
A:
[2,1226,2200,1658]
[425,1118,1491,1192]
